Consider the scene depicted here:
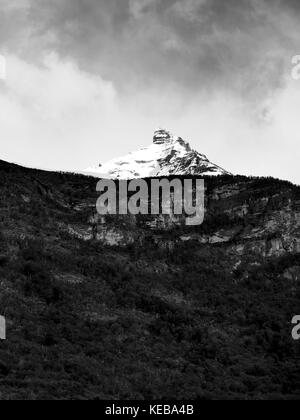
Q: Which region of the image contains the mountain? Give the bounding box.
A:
[0,158,300,399]
[85,129,231,179]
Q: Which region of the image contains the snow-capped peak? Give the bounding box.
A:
[84,129,231,179]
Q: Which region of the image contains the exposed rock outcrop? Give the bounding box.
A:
[84,129,231,179]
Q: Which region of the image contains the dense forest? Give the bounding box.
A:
[0,160,299,400]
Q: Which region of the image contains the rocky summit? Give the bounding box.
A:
[84,129,231,179]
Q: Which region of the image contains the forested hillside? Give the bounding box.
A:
[0,159,299,400]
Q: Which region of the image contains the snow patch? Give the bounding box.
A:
[84,129,231,179]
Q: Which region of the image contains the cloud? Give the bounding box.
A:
[6,54,115,117]
[129,0,158,18]
[167,0,207,22]
[0,0,299,97]
[0,53,117,170]
[0,0,300,183]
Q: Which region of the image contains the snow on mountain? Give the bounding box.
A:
[84,129,231,179]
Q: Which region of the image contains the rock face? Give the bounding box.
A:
[86,177,300,262]
[84,129,231,179]
[153,129,174,145]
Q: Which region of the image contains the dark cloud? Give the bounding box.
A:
[1,1,300,184]
[0,0,299,98]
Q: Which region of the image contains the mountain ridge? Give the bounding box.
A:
[85,129,231,179]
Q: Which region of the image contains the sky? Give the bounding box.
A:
[0,0,300,183]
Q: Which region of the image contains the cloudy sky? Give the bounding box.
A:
[0,0,300,183]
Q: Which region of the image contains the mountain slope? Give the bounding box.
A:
[0,159,299,400]
[85,129,231,179]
